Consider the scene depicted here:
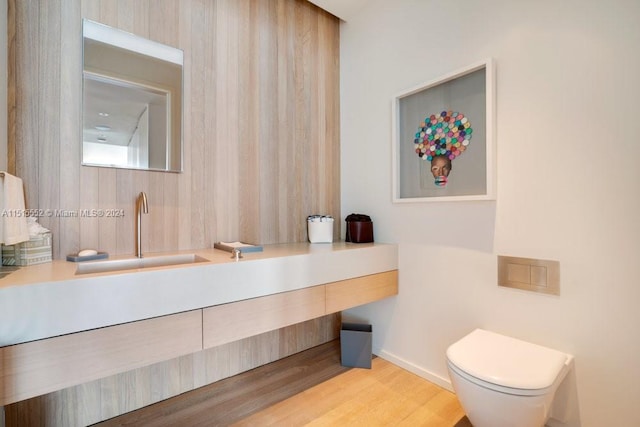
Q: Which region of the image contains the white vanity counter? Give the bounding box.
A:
[0,242,397,346]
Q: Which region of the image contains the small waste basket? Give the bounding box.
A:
[340,322,372,369]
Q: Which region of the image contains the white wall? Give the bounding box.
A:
[340,1,640,426]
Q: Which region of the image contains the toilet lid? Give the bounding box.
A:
[446,329,569,390]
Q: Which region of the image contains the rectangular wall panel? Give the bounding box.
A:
[203,285,326,349]
[0,310,202,406]
[325,270,399,314]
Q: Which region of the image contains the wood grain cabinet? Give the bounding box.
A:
[0,310,202,406]
[202,270,398,350]
[203,285,326,349]
[326,270,399,314]
[0,270,398,407]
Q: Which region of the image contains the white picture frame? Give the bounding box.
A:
[391,58,495,202]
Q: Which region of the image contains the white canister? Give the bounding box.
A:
[307,216,334,243]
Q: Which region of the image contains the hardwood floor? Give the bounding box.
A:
[95,340,466,427]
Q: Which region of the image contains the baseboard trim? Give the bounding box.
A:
[374,347,455,392]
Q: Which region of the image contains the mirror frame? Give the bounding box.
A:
[82,19,184,173]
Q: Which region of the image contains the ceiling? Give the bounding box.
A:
[307,0,369,21]
[83,75,164,146]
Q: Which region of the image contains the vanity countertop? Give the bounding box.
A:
[0,242,397,346]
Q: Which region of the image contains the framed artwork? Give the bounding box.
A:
[391,58,495,202]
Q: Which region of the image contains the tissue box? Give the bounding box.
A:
[2,233,52,266]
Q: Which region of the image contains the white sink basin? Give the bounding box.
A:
[76,254,209,275]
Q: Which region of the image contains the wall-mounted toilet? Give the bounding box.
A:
[446,329,573,427]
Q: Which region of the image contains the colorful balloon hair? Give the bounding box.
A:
[413,111,473,161]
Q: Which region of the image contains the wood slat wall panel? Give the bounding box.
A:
[5,314,341,427]
[202,285,326,349]
[58,0,82,261]
[12,0,39,208]
[0,310,202,406]
[325,270,400,314]
[97,167,117,255]
[36,0,61,257]
[237,0,260,244]
[176,0,193,251]
[7,0,16,176]
[8,0,340,259]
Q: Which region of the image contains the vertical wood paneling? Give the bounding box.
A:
[115,0,134,33]
[114,170,133,254]
[80,0,98,20]
[7,0,16,176]
[75,383,101,426]
[201,0,217,247]
[99,375,120,421]
[213,0,231,242]
[161,174,179,252]
[132,170,150,253]
[132,0,150,38]
[237,0,260,243]
[321,10,341,241]
[214,0,238,241]
[187,0,207,250]
[97,167,117,254]
[307,3,320,216]
[277,0,298,243]
[79,166,99,250]
[295,0,312,235]
[176,0,192,251]
[9,0,339,258]
[12,0,39,209]
[148,1,179,253]
[258,0,279,244]
[59,0,82,259]
[37,0,63,247]
[146,171,164,253]
[133,366,151,413]
[4,314,341,426]
[222,0,240,242]
[149,0,178,45]
[97,0,117,27]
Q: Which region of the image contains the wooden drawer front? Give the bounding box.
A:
[0,310,202,406]
[325,270,398,314]
[203,286,326,349]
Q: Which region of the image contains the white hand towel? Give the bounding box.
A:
[0,172,30,245]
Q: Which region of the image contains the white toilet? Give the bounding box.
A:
[446,329,573,427]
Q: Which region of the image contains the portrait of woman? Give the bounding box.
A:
[395,64,489,200]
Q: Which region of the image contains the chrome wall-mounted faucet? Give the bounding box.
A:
[135,192,149,258]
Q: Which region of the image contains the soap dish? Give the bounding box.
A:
[66,252,109,262]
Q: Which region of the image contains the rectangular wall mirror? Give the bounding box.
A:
[82,20,183,172]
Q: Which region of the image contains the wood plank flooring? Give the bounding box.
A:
[94,340,466,427]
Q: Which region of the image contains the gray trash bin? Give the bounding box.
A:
[340,322,372,369]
